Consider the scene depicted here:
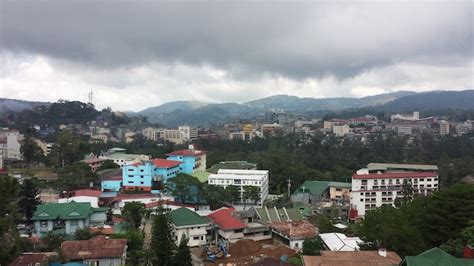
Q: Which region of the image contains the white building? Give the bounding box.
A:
[208,169,269,207]
[170,208,210,247]
[142,127,160,141]
[439,120,450,136]
[178,126,198,141]
[349,163,438,219]
[391,111,420,122]
[333,125,350,137]
[58,189,101,208]
[0,129,23,160]
[100,153,150,168]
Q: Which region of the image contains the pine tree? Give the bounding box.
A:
[174,234,192,266]
[150,207,175,266]
[18,179,41,223]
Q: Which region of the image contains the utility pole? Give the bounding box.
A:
[287,177,292,197]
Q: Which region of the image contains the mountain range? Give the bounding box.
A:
[1,90,473,127]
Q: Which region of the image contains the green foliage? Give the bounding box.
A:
[151,208,175,266]
[48,129,90,168]
[74,228,94,240]
[174,234,192,266]
[242,185,260,205]
[58,161,97,191]
[440,239,464,258]
[302,236,324,255]
[43,231,63,251]
[96,160,120,171]
[0,176,21,265]
[310,215,335,234]
[112,229,144,265]
[288,256,303,265]
[394,179,414,207]
[20,129,45,165]
[225,185,241,204]
[18,179,42,223]
[122,202,146,229]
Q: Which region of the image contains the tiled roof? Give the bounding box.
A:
[10,253,48,266]
[73,189,102,198]
[170,207,209,227]
[166,149,206,156]
[32,201,97,221]
[302,250,402,266]
[270,221,316,239]
[404,247,474,266]
[83,157,106,164]
[61,236,127,260]
[151,159,182,168]
[208,207,246,231]
[353,172,438,179]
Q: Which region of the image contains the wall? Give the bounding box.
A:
[58,196,99,208]
[101,180,122,192]
[174,225,208,247]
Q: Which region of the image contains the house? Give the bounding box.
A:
[57,189,102,208]
[302,250,402,266]
[350,163,439,218]
[61,236,127,265]
[169,207,210,247]
[402,247,474,266]
[255,207,316,250]
[145,200,195,214]
[10,253,54,266]
[207,207,271,243]
[82,157,106,172]
[291,180,351,205]
[122,158,182,192]
[112,193,173,215]
[32,201,108,237]
[101,152,150,168]
[101,175,123,192]
[208,169,269,208]
[319,233,363,251]
[166,144,207,174]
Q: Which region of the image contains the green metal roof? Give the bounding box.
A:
[367,163,438,171]
[255,207,304,223]
[106,153,146,160]
[32,201,105,221]
[292,180,351,196]
[170,207,209,227]
[191,171,211,183]
[404,247,474,266]
[328,181,352,188]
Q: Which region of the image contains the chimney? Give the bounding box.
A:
[378,248,387,257]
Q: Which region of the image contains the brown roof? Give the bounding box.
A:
[61,236,127,261]
[270,220,316,239]
[10,253,49,266]
[302,251,402,266]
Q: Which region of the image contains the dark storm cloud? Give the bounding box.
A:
[1,1,472,79]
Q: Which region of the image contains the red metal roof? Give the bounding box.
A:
[10,253,48,266]
[151,159,182,168]
[83,157,106,164]
[208,207,246,231]
[73,189,102,198]
[166,149,207,156]
[352,172,438,179]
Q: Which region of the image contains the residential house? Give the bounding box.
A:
[82,157,106,172]
[32,201,108,237]
[319,233,363,251]
[122,158,182,192]
[57,189,102,208]
[302,250,402,266]
[402,247,474,266]
[10,253,53,266]
[166,145,207,174]
[112,193,174,215]
[61,236,127,265]
[170,207,210,247]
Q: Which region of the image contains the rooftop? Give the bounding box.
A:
[352,172,438,180]
[302,250,402,266]
[10,253,50,266]
[270,220,316,239]
[166,148,206,157]
[32,201,105,221]
[208,207,247,231]
[292,180,351,196]
[170,207,209,227]
[73,189,102,198]
[207,161,257,174]
[367,163,438,172]
[105,153,146,160]
[83,157,106,164]
[319,233,363,251]
[255,207,304,223]
[403,247,474,266]
[145,200,194,209]
[151,158,182,168]
[61,236,127,261]
[114,193,161,201]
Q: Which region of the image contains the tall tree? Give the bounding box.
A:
[174,234,192,266]
[302,236,324,255]
[0,176,21,265]
[242,185,260,209]
[225,185,241,205]
[20,129,44,167]
[151,207,175,266]
[96,160,120,171]
[394,179,414,207]
[58,161,97,191]
[122,202,146,229]
[18,179,42,223]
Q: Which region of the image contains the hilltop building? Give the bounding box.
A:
[349,163,438,219]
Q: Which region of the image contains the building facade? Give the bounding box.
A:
[349,163,439,218]
[208,169,269,206]
[170,207,210,247]
[122,159,182,192]
[166,145,207,174]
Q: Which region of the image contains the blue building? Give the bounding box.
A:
[122,159,182,192]
[101,176,122,192]
[166,145,207,174]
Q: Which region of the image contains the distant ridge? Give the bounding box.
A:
[0,98,51,118]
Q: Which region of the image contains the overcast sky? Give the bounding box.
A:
[1,1,472,111]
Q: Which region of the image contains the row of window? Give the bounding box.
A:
[209,179,263,185]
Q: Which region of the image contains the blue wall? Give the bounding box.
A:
[101,180,122,192]
[167,155,196,174]
[122,161,182,190]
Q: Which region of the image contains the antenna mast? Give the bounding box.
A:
[88,89,94,106]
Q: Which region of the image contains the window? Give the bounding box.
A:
[128,181,133,184]
[128,175,133,178]
[140,181,144,185]
[193,236,200,240]
[360,198,364,202]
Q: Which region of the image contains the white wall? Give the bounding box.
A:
[58,196,99,208]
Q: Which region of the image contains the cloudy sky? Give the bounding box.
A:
[1,1,472,111]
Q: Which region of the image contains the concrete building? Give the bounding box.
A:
[142,127,160,141]
[439,120,450,136]
[57,189,102,208]
[32,201,108,237]
[61,236,127,265]
[0,129,23,160]
[349,163,439,219]
[101,152,150,168]
[208,169,269,207]
[162,129,183,144]
[122,159,182,192]
[166,145,207,174]
[291,181,351,205]
[179,126,198,141]
[170,207,210,247]
[333,125,351,137]
[391,111,420,122]
[82,157,106,172]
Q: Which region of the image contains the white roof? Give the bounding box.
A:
[319,233,363,251]
[334,223,348,229]
[217,169,269,175]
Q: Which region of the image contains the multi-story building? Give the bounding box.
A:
[170,207,210,247]
[349,163,439,219]
[333,125,351,137]
[122,159,182,192]
[0,129,23,160]
[178,126,198,141]
[208,169,269,207]
[142,127,160,141]
[101,152,150,168]
[166,145,207,174]
[439,120,450,136]
[162,129,183,144]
